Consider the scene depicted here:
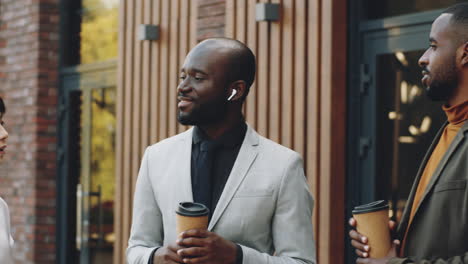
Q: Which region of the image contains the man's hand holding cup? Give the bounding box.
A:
[349,200,400,264]
[173,202,237,264]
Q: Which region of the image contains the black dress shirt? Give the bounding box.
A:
[148,122,247,264]
[190,122,247,216]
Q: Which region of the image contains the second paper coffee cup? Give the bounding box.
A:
[352,200,391,258]
[176,202,210,235]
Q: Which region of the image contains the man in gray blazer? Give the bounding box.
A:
[349,3,468,264]
[127,38,316,264]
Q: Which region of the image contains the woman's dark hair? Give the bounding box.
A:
[0,97,5,114]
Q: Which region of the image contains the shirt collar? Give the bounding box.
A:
[192,122,247,148]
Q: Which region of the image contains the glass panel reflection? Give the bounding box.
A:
[75,87,116,264]
[375,51,446,221]
[89,87,116,263]
[363,0,466,20]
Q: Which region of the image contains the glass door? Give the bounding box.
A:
[58,60,117,264]
[58,0,119,263]
[350,12,447,219]
[78,86,116,263]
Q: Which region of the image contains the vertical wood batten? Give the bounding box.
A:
[226,0,236,38]
[237,0,250,123]
[319,0,347,263]
[256,0,269,137]
[121,0,135,260]
[190,0,198,47]
[131,0,144,194]
[186,0,196,133]
[269,0,282,143]
[150,0,162,142]
[141,0,152,150]
[306,0,321,249]
[114,0,127,260]
[158,0,170,141]
[319,0,332,259]
[236,0,247,43]
[246,0,257,128]
[168,0,180,137]
[280,0,294,148]
[294,0,306,157]
[177,0,189,134]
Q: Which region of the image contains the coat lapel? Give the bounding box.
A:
[419,122,467,197]
[177,128,195,203]
[397,122,446,236]
[400,121,468,237]
[208,125,259,230]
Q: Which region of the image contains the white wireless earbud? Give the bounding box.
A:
[227,89,237,101]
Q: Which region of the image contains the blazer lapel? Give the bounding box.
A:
[397,122,447,236]
[176,128,194,203]
[208,125,259,230]
[403,121,468,235]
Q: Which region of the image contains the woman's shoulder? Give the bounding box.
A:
[0,197,10,214]
[0,197,12,238]
[0,197,7,207]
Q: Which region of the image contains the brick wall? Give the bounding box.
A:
[0,0,59,263]
[197,0,226,41]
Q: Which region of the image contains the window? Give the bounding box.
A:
[363,0,466,20]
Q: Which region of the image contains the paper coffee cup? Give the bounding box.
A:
[176,202,210,235]
[352,200,391,258]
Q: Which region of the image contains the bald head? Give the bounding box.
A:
[177,38,256,126]
[191,38,256,99]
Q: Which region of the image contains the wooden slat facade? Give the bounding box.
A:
[115,0,198,262]
[225,1,347,263]
[116,0,347,263]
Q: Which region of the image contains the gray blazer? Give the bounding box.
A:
[127,125,316,264]
[389,121,468,264]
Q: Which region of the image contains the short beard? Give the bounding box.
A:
[177,95,228,126]
[425,56,458,101]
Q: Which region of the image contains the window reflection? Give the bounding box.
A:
[89,87,116,262]
[375,51,445,222]
[363,0,466,20]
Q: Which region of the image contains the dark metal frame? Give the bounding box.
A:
[57,0,81,263]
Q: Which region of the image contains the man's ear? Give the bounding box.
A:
[461,42,468,67]
[228,80,247,101]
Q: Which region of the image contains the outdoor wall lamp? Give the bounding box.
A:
[138,24,160,41]
[255,3,280,22]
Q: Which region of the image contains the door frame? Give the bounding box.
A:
[57,60,117,264]
[346,6,443,264]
